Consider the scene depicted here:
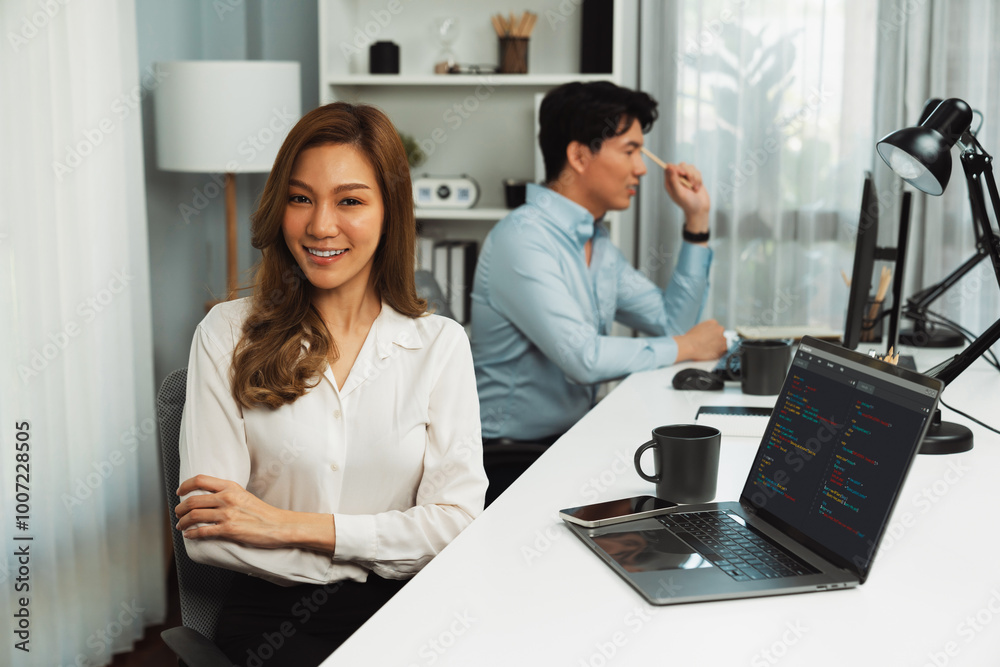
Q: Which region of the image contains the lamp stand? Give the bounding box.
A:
[205,172,239,312]
[920,136,1000,454]
[900,249,990,348]
[225,172,238,300]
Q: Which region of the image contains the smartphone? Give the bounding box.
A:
[558,495,677,528]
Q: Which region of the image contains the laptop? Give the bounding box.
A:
[564,336,943,604]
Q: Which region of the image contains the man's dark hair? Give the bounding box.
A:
[538,81,659,184]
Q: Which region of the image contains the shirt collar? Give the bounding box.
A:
[526,183,598,247]
[373,302,422,359]
[299,302,422,358]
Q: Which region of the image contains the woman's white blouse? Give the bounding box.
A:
[178,299,487,586]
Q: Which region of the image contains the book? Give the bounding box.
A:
[432,242,451,308]
[447,240,477,324]
[416,227,442,273]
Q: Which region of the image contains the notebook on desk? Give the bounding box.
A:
[564,337,942,605]
[695,406,772,438]
[736,325,842,341]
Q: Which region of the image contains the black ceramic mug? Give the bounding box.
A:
[634,424,721,504]
[725,339,793,395]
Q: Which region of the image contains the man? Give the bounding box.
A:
[470,81,727,446]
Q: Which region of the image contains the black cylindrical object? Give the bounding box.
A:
[369,41,399,74]
[580,0,614,74]
[634,425,721,504]
[504,180,528,208]
[738,340,793,395]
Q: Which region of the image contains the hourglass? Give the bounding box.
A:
[433,16,459,74]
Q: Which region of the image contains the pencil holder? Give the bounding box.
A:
[861,296,883,343]
[498,37,528,74]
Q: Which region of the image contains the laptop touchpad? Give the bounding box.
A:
[590,521,713,574]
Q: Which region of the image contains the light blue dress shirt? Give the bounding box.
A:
[470,184,712,440]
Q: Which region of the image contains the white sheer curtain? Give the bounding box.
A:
[639,0,879,332]
[639,0,1000,348]
[0,1,164,665]
[873,0,1000,342]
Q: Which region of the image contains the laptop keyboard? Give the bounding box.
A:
[658,511,818,582]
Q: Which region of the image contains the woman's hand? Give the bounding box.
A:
[175,475,292,548]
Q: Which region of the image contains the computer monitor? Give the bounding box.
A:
[843,172,879,350]
[842,172,911,354]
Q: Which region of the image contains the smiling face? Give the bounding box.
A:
[575,117,647,217]
[282,143,384,299]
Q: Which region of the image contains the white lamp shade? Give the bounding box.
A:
[154,60,301,174]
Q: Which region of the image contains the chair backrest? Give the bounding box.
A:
[415,269,455,320]
[157,367,234,642]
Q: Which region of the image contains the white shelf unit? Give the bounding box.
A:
[325,73,618,87]
[318,0,638,266]
[414,207,509,221]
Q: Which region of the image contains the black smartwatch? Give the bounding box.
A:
[682,228,710,243]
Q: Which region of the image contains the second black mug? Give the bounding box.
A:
[724,339,793,395]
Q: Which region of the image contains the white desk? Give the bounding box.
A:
[324,352,1000,666]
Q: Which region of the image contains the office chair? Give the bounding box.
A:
[156,367,233,667]
[415,269,455,320]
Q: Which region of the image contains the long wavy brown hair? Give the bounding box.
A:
[231,102,425,409]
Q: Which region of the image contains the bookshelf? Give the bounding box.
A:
[325,74,617,87]
[318,0,638,320]
[414,207,509,221]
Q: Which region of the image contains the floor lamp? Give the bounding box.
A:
[154,60,301,307]
[877,97,1000,454]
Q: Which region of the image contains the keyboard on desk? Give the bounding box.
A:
[658,511,818,582]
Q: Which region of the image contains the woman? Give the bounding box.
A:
[174,102,487,665]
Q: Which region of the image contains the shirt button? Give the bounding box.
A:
[333,409,342,419]
[330,463,339,472]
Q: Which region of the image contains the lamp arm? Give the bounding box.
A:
[963,139,1000,289]
[927,314,1000,385]
[926,144,1000,385]
[904,245,990,312]
[904,134,997,312]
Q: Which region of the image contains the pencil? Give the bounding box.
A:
[640,146,694,190]
[515,11,530,37]
[524,12,537,36]
[491,14,504,38]
[862,266,892,342]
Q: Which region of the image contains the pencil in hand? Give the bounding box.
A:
[640,146,695,191]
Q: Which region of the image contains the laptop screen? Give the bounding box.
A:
[740,338,941,580]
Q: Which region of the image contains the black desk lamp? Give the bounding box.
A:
[877,98,1000,454]
[893,99,991,347]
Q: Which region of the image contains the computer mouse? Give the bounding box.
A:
[671,368,724,391]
